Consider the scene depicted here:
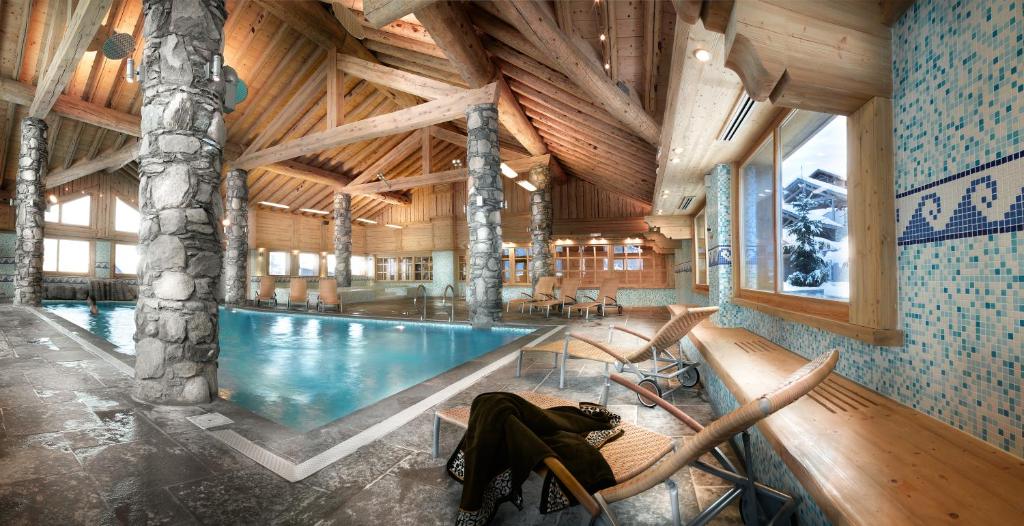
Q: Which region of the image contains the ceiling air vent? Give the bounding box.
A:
[678,195,695,210]
[718,94,756,142]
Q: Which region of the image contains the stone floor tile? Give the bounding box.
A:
[0,385,42,408]
[302,440,412,494]
[75,434,213,498]
[0,433,81,484]
[168,469,323,526]
[62,408,166,451]
[1,400,102,436]
[168,430,260,474]
[100,486,197,526]
[0,471,109,525]
[693,485,744,525]
[23,368,104,391]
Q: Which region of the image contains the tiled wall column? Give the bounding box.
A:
[465,103,503,326]
[13,117,47,306]
[223,169,248,305]
[705,163,738,325]
[527,164,553,284]
[333,193,352,287]
[134,0,226,404]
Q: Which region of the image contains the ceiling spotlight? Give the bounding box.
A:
[48,194,58,204]
[599,34,606,42]
[693,48,712,63]
[211,54,224,82]
[604,63,611,70]
[221,218,230,226]
[670,157,679,164]
[500,163,518,179]
[451,159,463,168]
[516,180,537,192]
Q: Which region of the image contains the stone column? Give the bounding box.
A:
[13,118,47,307]
[134,0,227,405]
[223,168,248,305]
[465,103,503,326]
[527,165,553,284]
[333,193,352,287]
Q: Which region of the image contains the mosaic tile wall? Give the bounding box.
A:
[0,231,14,299]
[683,5,1024,523]
[674,243,710,307]
[94,240,111,279]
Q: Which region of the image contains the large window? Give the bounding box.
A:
[114,243,139,275]
[375,255,432,281]
[553,243,669,288]
[268,251,289,276]
[44,195,91,226]
[502,247,530,285]
[43,238,90,274]
[738,110,849,301]
[297,252,320,276]
[326,254,373,277]
[114,197,141,233]
[693,210,708,287]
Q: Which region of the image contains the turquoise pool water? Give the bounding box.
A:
[43,302,533,431]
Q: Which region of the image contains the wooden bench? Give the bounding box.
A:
[687,323,1024,525]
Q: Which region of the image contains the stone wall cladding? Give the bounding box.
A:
[333,193,352,287]
[528,165,553,284]
[134,0,227,405]
[223,168,248,304]
[465,103,503,326]
[14,117,47,306]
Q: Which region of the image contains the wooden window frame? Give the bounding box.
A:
[266,250,290,276]
[732,103,902,347]
[112,242,139,277]
[692,207,709,294]
[43,237,94,277]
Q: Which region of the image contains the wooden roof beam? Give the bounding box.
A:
[491,0,661,145]
[337,54,462,100]
[362,0,439,28]
[45,141,138,189]
[231,83,499,171]
[430,125,527,160]
[1,78,139,136]
[29,0,113,118]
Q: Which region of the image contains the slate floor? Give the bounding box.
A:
[0,303,744,525]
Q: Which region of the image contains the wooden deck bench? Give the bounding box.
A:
[686,323,1024,525]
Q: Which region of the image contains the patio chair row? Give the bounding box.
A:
[252,275,340,312]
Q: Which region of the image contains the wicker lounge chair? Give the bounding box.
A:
[506,276,556,313]
[255,276,277,307]
[568,278,621,319]
[316,278,341,312]
[529,277,581,317]
[434,350,839,525]
[519,307,719,406]
[287,278,310,310]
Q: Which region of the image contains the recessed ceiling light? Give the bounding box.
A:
[500,163,518,179]
[693,48,712,62]
[672,148,682,154]
[355,218,377,224]
[604,63,610,70]
[670,157,679,164]
[299,208,329,215]
[599,34,606,41]
[258,201,289,209]
[516,180,537,192]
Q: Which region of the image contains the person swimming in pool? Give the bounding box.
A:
[86,292,99,316]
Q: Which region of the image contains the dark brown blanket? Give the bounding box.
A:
[446,392,622,525]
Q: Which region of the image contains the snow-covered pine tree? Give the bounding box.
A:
[784,190,831,287]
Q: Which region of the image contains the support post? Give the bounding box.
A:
[465,103,503,326]
[134,0,227,405]
[223,169,248,305]
[334,193,352,287]
[14,118,47,306]
[528,164,553,284]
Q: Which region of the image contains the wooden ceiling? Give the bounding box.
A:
[0,0,909,226]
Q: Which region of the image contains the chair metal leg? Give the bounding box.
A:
[665,479,681,526]
[432,413,441,458]
[601,363,610,405]
[516,350,523,377]
[559,336,569,389]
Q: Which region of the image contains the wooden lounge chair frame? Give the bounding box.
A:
[568,278,622,319]
[518,307,719,406]
[254,276,278,307]
[529,277,581,318]
[316,278,341,312]
[436,350,839,525]
[505,276,557,313]
[287,278,310,310]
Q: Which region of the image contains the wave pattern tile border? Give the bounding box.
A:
[896,151,1024,246]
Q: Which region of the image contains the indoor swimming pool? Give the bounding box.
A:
[43,302,534,431]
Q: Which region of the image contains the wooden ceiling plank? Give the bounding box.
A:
[337,53,462,100]
[492,0,660,145]
[361,25,446,59]
[29,0,113,118]
[377,55,468,87]
[45,140,138,189]
[244,61,328,156]
[232,83,499,170]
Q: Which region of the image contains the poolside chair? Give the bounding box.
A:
[568,278,622,319]
[529,277,580,317]
[287,278,310,310]
[317,278,341,312]
[433,350,839,526]
[506,276,557,313]
[255,276,278,307]
[519,307,719,406]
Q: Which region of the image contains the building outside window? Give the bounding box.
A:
[502,247,530,285]
[43,238,90,274]
[268,251,289,276]
[738,110,849,301]
[44,195,91,227]
[375,255,431,281]
[114,244,139,275]
[297,252,320,276]
[114,197,141,233]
